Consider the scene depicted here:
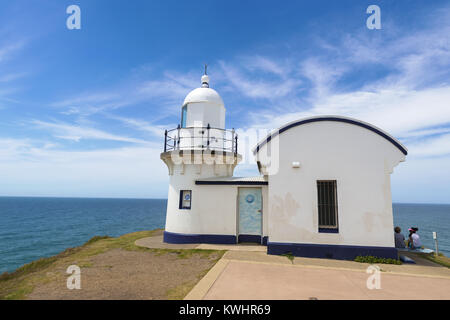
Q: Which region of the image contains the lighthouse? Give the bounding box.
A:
[161,70,242,243]
[160,67,405,259]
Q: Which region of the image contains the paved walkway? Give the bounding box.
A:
[135,236,450,300]
[135,235,266,252]
[189,258,450,300]
[184,252,450,300]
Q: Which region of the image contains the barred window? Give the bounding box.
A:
[317,181,338,230]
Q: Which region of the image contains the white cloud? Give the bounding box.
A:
[0,138,168,198]
[52,92,122,108]
[407,133,450,158]
[0,41,25,63]
[0,138,32,160]
[229,6,450,159]
[245,84,450,160]
[400,127,450,139]
[0,41,28,107]
[51,70,196,117]
[31,120,151,144]
[310,86,450,137]
[300,58,347,97]
[0,72,27,83]
[241,55,287,76]
[218,60,302,100]
[106,115,176,136]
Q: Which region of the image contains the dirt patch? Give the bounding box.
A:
[27,248,221,300]
[0,230,224,300]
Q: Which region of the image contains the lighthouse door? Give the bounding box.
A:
[238,187,263,244]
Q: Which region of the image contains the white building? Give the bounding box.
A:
[161,72,407,260]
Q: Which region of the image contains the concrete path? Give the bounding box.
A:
[185,251,450,300]
[135,235,450,300]
[196,259,450,300]
[135,235,266,252]
[225,251,450,278]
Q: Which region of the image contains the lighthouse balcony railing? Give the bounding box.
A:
[164,125,238,154]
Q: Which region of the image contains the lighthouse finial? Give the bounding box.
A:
[201,64,210,88]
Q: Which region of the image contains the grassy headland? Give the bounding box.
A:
[0,229,224,300]
[420,253,450,268]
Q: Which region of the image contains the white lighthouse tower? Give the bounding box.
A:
[161,70,242,243]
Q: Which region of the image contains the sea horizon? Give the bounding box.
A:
[1,195,449,206]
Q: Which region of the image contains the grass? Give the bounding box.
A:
[165,252,224,300]
[0,239,107,283]
[419,253,450,268]
[281,252,295,264]
[151,248,222,259]
[0,229,224,300]
[354,255,402,265]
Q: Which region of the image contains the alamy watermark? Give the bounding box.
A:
[65,4,380,31]
[66,265,81,290]
[366,265,381,290]
[66,5,81,30]
[166,126,282,175]
[367,5,381,30]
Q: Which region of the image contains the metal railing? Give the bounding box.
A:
[164,124,238,154]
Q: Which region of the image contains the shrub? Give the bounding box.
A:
[354,255,402,265]
[83,235,111,246]
[281,252,295,263]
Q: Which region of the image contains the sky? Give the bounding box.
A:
[0,0,449,203]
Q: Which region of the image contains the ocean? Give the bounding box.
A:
[0,197,166,274]
[0,197,448,274]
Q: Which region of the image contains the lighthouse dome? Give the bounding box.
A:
[183,87,224,106]
[180,72,226,130]
[183,74,224,107]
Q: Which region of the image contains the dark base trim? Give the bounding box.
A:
[319,228,339,233]
[196,180,268,186]
[238,234,262,244]
[262,236,268,246]
[267,242,398,260]
[163,231,236,244]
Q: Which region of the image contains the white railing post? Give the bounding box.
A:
[433,232,439,256]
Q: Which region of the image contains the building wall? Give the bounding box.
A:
[262,185,269,238]
[164,161,268,239]
[186,102,225,129]
[256,121,405,249]
[165,163,234,235]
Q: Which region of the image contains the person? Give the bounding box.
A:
[410,227,422,249]
[407,228,414,248]
[394,226,405,248]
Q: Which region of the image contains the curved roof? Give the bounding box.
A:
[183,88,224,107]
[183,73,225,107]
[253,115,408,155]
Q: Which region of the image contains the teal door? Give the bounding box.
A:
[238,188,262,242]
